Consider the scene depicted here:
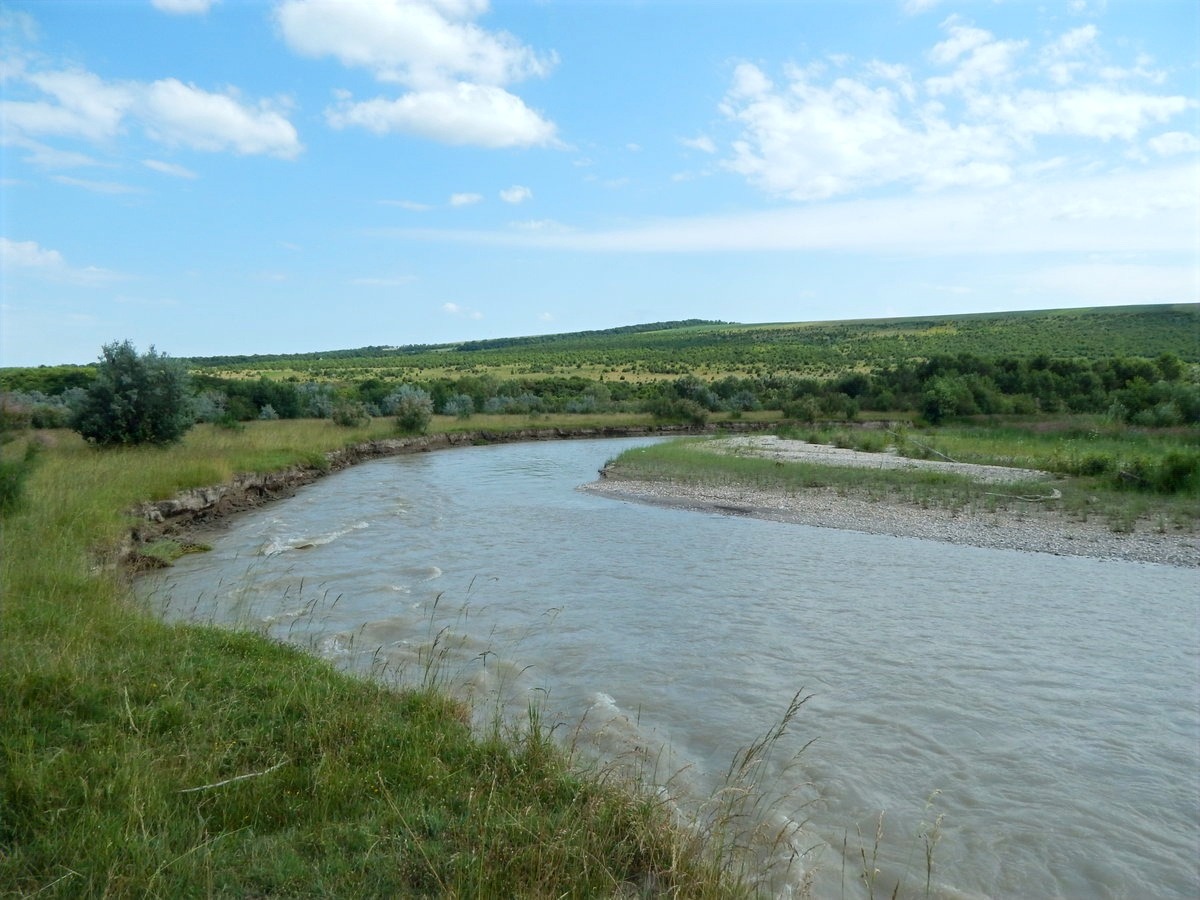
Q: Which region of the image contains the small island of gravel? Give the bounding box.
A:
[583,435,1200,569]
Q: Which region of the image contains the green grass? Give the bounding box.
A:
[0,419,761,898]
[607,420,1200,533]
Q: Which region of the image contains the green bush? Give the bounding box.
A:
[644,396,708,426]
[71,341,193,446]
[390,386,433,435]
[331,401,368,428]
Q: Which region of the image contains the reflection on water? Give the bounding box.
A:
[139,438,1200,899]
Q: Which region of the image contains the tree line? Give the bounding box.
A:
[2,343,1195,438]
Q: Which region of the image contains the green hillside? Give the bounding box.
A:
[182,304,1198,383]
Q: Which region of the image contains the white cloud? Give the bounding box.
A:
[52,174,142,194]
[449,191,482,206]
[925,21,1026,96]
[972,87,1190,141]
[680,135,716,154]
[143,158,198,179]
[276,0,554,87]
[499,184,531,204]
[140,79,301,157]
[442,301,483,319]
[0,236,119,283]
[717,20,1194,202]
[278,0,559,149]
[5,137,101,169]
[151,0,218,14]
[380,198,433,210]
[720,60,1010,199]
[4,69,132,141]
[1147,131,1200,157]
[1,66,303,159]
[902,0,942,14]
[1,236,64,268]
[326,83,557,148]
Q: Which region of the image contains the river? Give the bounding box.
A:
[138,437,1200,899]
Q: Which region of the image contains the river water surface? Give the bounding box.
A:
[140,437,1199,899]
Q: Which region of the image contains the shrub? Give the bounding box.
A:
[645,396,708,426]
[71,341,193,446]
[331,400,368,427]
[390,385,433,434]
[442,394,474,420]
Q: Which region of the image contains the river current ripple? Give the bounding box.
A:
[140,438,1200,899]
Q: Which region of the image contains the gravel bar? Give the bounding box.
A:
[581,438,1199,569]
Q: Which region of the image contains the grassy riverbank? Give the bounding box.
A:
[602,418,1200,536]
[0,418,755,897]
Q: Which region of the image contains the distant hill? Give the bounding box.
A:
[181,304,1198,382]
[2,305,1196,393]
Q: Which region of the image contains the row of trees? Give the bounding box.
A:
[1,343,1197,449]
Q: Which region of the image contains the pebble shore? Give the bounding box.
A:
[582,472,1200,569]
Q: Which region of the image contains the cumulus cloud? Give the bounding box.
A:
[276,0,558,148]
[499,184,531,203]
[1,237,64,268]
[140,79,301,157]
[326,82,556,148]
[717,18,1194,202]
[449,191,482,206]
[0,66,302,158]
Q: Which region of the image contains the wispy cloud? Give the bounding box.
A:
[376,163,1198,257]
[380,199,432,211]
[351,275,416,287]
[143,158,198,179]
[52,174,142,194]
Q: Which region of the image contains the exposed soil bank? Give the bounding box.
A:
[123,424,755,564]
[583,438,1200,569]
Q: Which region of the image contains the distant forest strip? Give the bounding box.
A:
[2,304,1197,432]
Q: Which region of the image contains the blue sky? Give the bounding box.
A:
[1,0,1197,367]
